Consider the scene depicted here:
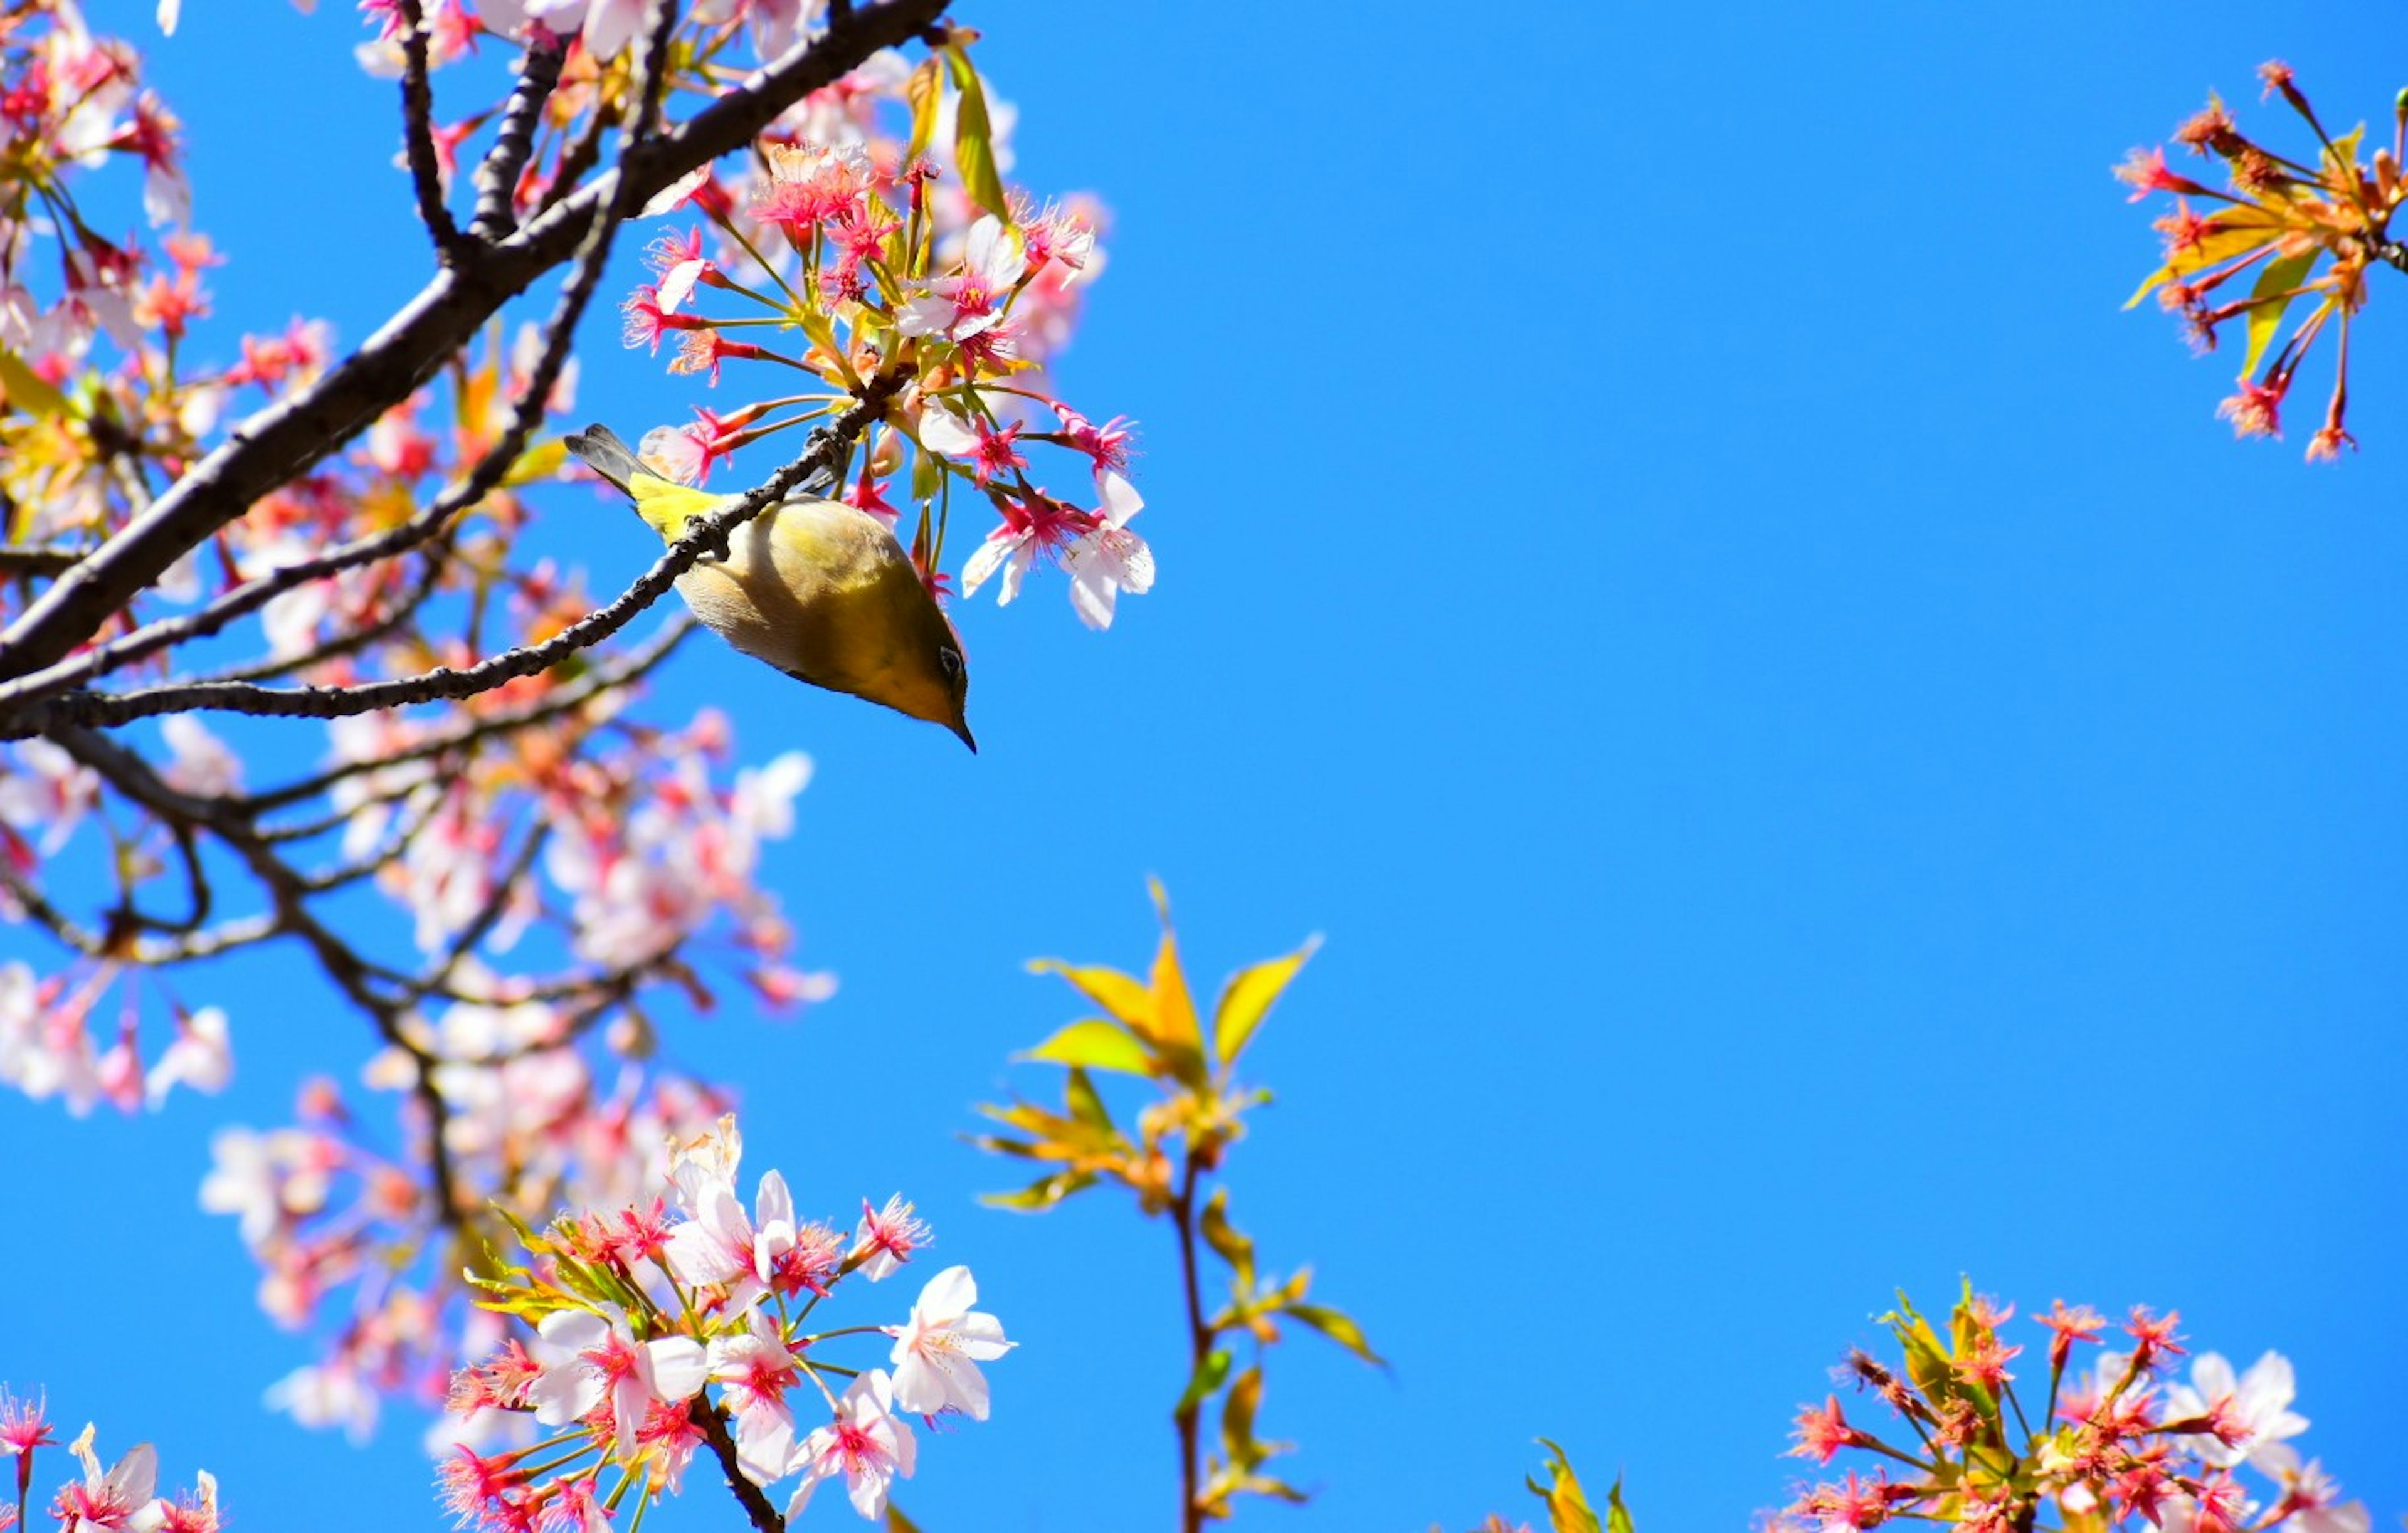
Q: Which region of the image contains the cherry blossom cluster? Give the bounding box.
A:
[0,0,876,1449]
[0,0,1110,1470]
[1773,1285,2367,1533]
[441,1115,1009,1526]
[203,1065,739,1443]
[2121,63,2406,458]
[0,1391,219,1533]
[615,37,1154,628]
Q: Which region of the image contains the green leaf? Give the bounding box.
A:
[1020,1018,1152,1077]
[978,1169,1092,1211]
[0,349,71,419]
[1145,921,1210,1089]
[1220,1365,1264,1463]
[1527,1438,1603,1533]
[943,46,1012,221]
[1064,1066,1115,1132]
[2123,208,2283,308]
[1212,936,1320,1066]
[1884,1290,1957,1403]
[1199,1186,1255,1283]
[1027,958,1156,1035]
[1605,1473,1635,1533]
[1176,1348,1232,1417]
[1286,1302,1385,1367]
[505,437,569,489]
[902,55,943,167]
[2240,248,2320,377]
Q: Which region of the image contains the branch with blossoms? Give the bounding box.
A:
[442,1115,1010,1529]
[0,0,1132,1452]
[0,1396,222,1533]
[1773,1282,2369,1533]
[2122,63,2407,459]
[607,31,1152,630]
[974,885,1373,1531]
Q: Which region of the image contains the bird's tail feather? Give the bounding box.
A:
[564,423,643,498]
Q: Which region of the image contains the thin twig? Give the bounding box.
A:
[0,545,94,577]
[394,0,468,260]
[245,618,690,818]
[3,374,900,735]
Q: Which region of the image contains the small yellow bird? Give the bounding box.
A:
[565,424,975,752]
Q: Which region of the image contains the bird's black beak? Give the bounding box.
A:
[951,718,978,754]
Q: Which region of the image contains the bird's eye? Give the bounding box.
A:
[937,646,963,682]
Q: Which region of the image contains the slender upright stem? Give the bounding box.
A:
[1170,1151,1208,1533]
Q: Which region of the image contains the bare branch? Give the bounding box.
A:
[395,0,468,260]
[3,374,901,735]
[0,545,95,577]
[468,37,570,243]
[698,1403,789,1533]
[246,618,691,819]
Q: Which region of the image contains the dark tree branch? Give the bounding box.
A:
[468,38,569,243]
[0,545,95,577]
[245,618,690,819]
[0,8,663,717]
[697,1403,788,1533]
[1,374,900,736]
[55,723,472,1222]
[0,0,947,693]
[395,0,469,261]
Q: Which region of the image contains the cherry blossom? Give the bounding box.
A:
[884,1265,1012,1420]
[784,1370,916,1522]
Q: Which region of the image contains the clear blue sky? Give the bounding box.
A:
[6,3,2405,1529]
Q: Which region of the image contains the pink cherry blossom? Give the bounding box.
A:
[885,1265,1012,1420]
[528,1309,709,1460]
[783,1369,916,1522]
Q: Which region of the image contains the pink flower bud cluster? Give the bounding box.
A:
[1775,1292,2367,1533]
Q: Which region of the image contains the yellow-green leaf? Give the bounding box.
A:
[1200,1186,1255,1282]
[2123,209,2284,308]
[1286,1302,1385,1367]
[1605,1473,1635,1533]
[1063,1066,1114,1132]
[508,437,569,488]
[1885,1290,1956,1402]
[1527,1439,1603,1533]
[0,350,70,419]
[1021,1018,1153,1077]
[2321,124,2366,186]
[943,46,1011,221]
[1220,1364,1264,1463]
[1212,936,1320,1067]
[1028,958,1156,1035]
[1176,1348,1232,1416]
[979,1169,1092,1211]
[1146,928,1208,1087]
[2241,248,2320,377]
[903,55,942,166]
